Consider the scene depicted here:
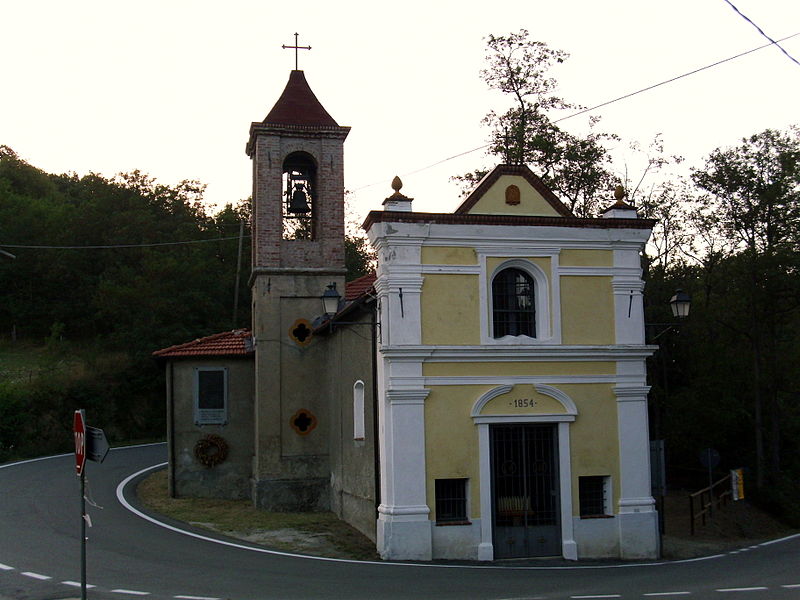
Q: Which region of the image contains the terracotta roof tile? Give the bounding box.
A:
[153,329,253,359]
[345,272,376,301]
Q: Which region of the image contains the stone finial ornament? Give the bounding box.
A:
[383,175,414,212]
[601,184,638,219]
[391,176,403,193]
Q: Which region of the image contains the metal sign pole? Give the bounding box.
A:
[81,469,87,600]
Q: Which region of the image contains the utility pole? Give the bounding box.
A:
[232,220,245,328]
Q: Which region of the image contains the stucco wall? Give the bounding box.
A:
[324,309,378,542]
[251,273,340,511]
[168,358,254,500]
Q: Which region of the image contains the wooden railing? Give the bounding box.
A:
[689,474,733,535]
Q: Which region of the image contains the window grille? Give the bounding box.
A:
[492,268,536,338]
[435,478,468,523]
[579,475,609,517]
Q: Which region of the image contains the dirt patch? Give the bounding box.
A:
[137,469,379,560]
[661,491,797,559]
[138,470,796,562]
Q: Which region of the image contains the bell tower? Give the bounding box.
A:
[246,68,350,510]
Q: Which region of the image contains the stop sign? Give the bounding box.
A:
[74,409,86,476]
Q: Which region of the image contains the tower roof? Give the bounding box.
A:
[263,70,339,127]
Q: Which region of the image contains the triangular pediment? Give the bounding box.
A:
[455,164,573,217]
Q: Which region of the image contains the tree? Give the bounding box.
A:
[691,128,800,489]
[344,194,376,280]
[454,30,617,217]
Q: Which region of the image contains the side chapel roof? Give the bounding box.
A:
[344,272,377,301]
[153,277,377,358]
[153,329,254,359]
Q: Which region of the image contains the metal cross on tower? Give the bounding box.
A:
[282,33,311,70]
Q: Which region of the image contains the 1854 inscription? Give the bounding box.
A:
[510,398,537,408]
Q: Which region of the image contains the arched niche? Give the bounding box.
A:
[282,151,317,240]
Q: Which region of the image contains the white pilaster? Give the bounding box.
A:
[477,423,493,561]
[376,388,432,560]
[371,222,433,560]
[614,384,659,559]
[558,421,578,560]
[612,248,646,345]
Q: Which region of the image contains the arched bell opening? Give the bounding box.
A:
[282,151,317,240]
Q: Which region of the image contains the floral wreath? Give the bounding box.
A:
[194,434,229,468]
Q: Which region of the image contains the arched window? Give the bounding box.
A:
[492,268,536,338]
[353,380,365,441]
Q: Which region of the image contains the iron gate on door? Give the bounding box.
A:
[491,423,561,558]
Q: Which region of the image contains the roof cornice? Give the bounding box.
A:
[363,210,655,231]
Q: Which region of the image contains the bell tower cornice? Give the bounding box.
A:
[246,122,350,156]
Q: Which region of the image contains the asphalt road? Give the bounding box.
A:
[1,443,799,600]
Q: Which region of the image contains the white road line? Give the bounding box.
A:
[0,563,14,571]
[759,533,800,546]
[21,571,52,580]
[571,595,621,599]
[174,595,221,600]
[112,589,151,596]
[715,587,768,592]
[781,584,800,589]
[0,442,165,471]
[112,464,745,571]
[644,593,692,596]
[62,580,96,588]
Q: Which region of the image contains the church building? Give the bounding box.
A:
[154,67,659,562]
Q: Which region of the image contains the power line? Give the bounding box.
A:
[349,32,800,193]
[721,0,800,67]
[552,32,799,124]
[1,235,249,250]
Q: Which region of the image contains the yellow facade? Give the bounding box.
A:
[423,361,615,377]
[560,276,615,345]
[421,246,477,265]
[424,385,489,520]
[561,383,621,514]
[424,382,621,520]
[560,249,613,267]
[421,274,480,346]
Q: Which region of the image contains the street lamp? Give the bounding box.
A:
[669,289,691,319]
[649,287,692,537]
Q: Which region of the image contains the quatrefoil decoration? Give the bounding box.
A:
[290,409,318,436]
[289,318,313,346]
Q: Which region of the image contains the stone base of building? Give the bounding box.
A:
[376,508,432,560]
[618,510,660,559]
[252,477,330,512]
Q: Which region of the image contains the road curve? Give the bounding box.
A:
[2,444,800,600]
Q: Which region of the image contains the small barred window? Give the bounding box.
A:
[435,478,468,524]
[579,475,610,517]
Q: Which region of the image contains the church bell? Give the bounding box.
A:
[288,182,311,214]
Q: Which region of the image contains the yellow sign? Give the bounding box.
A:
[731,468,745,501]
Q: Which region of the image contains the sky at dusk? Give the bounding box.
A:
[2,0,798,222]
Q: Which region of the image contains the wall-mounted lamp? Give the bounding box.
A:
[322,282,341,316]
